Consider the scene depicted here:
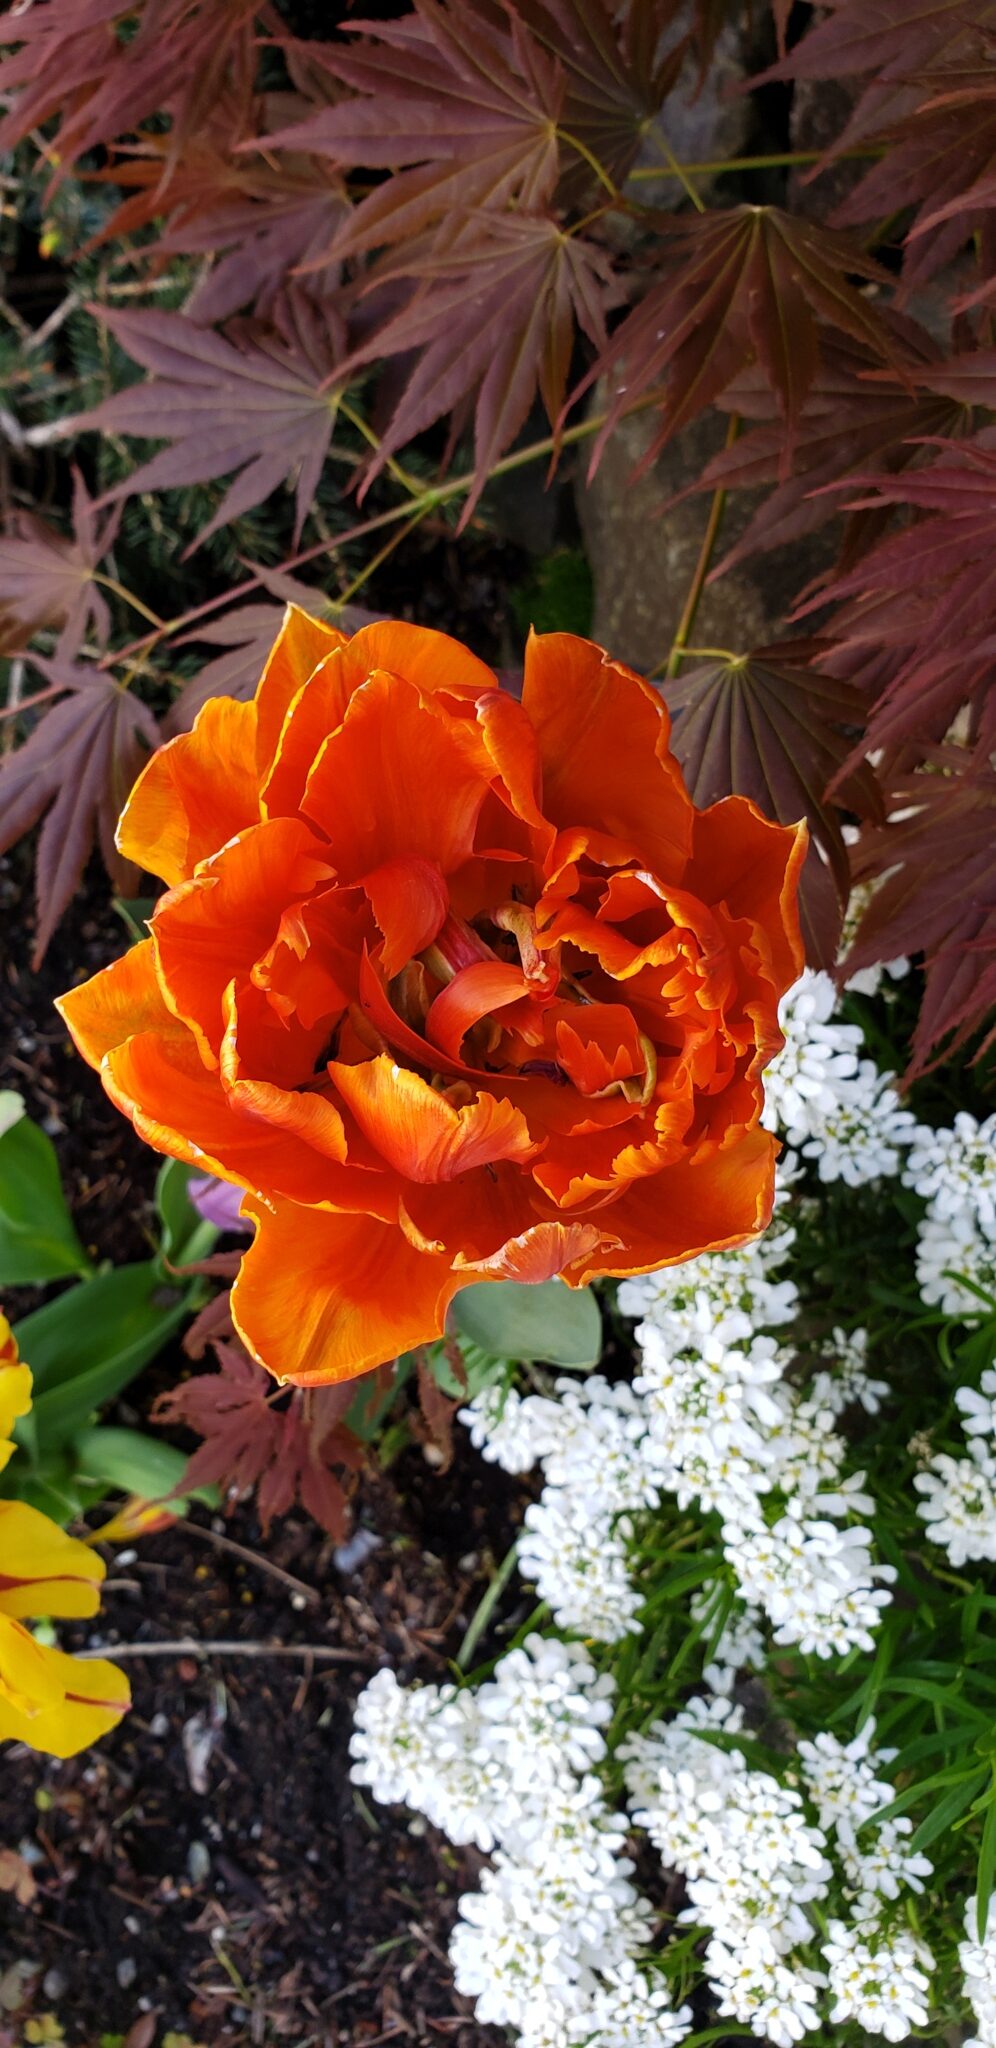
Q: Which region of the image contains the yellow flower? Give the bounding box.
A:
[0,1311,32,1473]
[0,1315,129,1759]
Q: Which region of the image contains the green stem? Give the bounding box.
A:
[663,412,741,679]
[456,1540,519,1669]
[627,145,883,182]
[93,571,165,631]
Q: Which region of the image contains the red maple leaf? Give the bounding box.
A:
[347,214,618,518]
[0,659,159,966]
[663,641,882,968]
[154,1340,367,1539]
[580,206,900,480]
[844,748,996,1078]
[0,470,121,662]
[79,293,347,548]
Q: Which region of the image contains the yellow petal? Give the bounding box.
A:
[0,1619,129,1759]
[0,1501,105,1619]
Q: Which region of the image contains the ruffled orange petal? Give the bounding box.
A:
[362,857,448,978]
[454,1219,618,1282]
[117,695,260,887]
[553,1002,647,1095]
[232,1196,460,1385]
[151,817,335,1061]
[254,605,349,781]
[522,631,694,881]
[342,620,498,701]
[301,672,493,878]
[330,1056,539,1184]
[425,960,532,1061]
[0,1501,105,1619]
[56,938,174,1070]
[562,1123,779,1283]
[687,798,807,997]
[104,1028,394,1214]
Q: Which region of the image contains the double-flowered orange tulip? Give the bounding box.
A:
[58,617,806,1386]
[0,1314,129,1758]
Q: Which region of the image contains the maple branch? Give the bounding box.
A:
[176,1515,320,1607]
[663,413,741,680]
[338,394,426,503]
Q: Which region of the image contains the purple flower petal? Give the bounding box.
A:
[187,1173,252,1235]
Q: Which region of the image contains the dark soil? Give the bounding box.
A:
[0,849,523,2048]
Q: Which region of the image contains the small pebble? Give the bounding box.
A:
[114,1548,138,1567]
[290,1591,309,1611]
[149,1712,170,1738]
[124,1914,141,1936]
[187,1840,211,1884]
[42,1967,67,2001]
[116,1957,137,1989]
[333,1528,381,1574]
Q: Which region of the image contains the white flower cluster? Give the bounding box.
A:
[797,1724,932,1914]
[960,1895,996,2047]
[905,1112,996,1318]
[349,1638,692,2048]
[462,1216,892,1657]
[915,1362,996,1566]
[761,970,918,1185]
[623,1699,933,2045]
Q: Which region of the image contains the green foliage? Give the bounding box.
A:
[451,1278,602,1369]
[0,1096,92,1284]
[2,1137,217,1522]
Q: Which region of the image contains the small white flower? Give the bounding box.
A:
[915,1440,996,1565]
[823,1918,933,2041]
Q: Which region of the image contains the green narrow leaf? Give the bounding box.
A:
[0,1113,92,1285]
[979,1778,996,1939]
[909,1768,988,1853]
[451,1279,601,1367]
[154,1157,218,1268]
[13,1262,192,1452]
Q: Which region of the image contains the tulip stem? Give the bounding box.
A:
[662,412,740,681]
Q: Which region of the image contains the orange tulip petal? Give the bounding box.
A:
[425,960,531,1061]
[330,1056,539,1184]
[522,630,694,881]
[117,695,260,887]
[563,1123,779,1283]
[301,672,493,878]
[232,1196,459,1385]
[454,1219,618,1283]
[151,816,335,1060]
[687,798,807,996]
[254,605,349,781]
[342,620,498,700]
[362,857,449,978]
[56,938,173,1070]
[105,1028,392,1213]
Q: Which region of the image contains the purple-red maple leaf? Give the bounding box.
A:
[0,659,158,966]
[662,641,881,968]
[347,214,617,517]
[80,294,347,548]
[154,1339,366,1538]
[844,748,996,1078]
[0,470,121,662]
[581,206,899,480]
